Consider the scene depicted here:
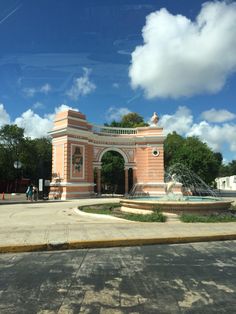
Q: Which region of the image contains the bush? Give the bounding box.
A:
[121,212,166,222]
[230,204,236,212]
[180,213,236,223]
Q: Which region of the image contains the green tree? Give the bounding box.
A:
[106,112,149,128]
[0,125,25,181]
[228,160,236,175]
[0,124,24,146]
[120,112,148,127]
[0,124,52,191]
[164,132,222,185]
[219,160,236,177]
[101,151,125,194]
[164,132,185,167]
[20,137,52,181]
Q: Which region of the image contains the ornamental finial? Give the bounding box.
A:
[151,112,159,126]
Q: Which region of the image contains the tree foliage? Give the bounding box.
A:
[0,124,24,149]
[164,132,222,185]
[101,151,124,194]
[219,160,236,177]
[0,125,25,181]
[0,124,52,190]
[20,137,52,181]
[106,112,149,128]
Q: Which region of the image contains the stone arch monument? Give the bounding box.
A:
[49,110,165,199]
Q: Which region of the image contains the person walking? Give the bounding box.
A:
[33,186,38,201]
[25,185,30,200]
[27,184,33,201]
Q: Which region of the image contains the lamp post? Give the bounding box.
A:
[14,160,22,193]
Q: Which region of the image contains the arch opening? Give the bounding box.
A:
[101,150,125,195]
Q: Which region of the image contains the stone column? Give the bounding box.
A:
[132,168,136,185]
[97,168,101,196]
[125,168,129,195]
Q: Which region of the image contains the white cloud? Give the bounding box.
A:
[40,83,51,94]
[66,68,96,100]
[129,1,236,98]
[187,122,236,153]
[159,106,193,135]
[201,108,236,123]
[158,106,236,156]
[106,107,131,122]
[54,104,78,114]
[0,104,10,127]
[45,104,79,122]
[23,87,37,98]
[13,104,79,138]
[32,102,45,110]
[14,110,54,138]
[23,83,52,98]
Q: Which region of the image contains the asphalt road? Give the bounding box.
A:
[0,241,236,314]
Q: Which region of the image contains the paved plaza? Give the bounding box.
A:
[0,197,236,253]
[0,241,236,313]
[0,197,236,313]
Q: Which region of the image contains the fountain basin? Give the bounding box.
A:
[120,197,233,215]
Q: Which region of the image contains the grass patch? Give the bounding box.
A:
[121,211,166,222]
[81,203,121,215]
[81,207,112,215]
[180,213,236,223]
[80,203,166,222]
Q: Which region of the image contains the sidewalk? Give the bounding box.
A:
[0,198,235,253]
[0,193,63,204]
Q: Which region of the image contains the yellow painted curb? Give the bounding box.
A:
[0,234,236,253]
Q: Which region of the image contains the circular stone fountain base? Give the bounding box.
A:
[120,197,233,215]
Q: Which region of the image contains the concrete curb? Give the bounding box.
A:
[74,208,135,222]
[1,234,236,254]
[0,200,66,205]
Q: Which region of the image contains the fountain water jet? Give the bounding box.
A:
[121,163,233,215]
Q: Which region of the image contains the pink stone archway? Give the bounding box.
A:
[49,110,165,199]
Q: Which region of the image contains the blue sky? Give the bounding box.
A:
[0,0,236,162]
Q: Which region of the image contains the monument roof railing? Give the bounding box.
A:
[91,124,137,135]
[49,122,164,139]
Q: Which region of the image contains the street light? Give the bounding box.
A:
[14,160,22,193]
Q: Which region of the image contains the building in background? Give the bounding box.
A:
[215,175,236,191]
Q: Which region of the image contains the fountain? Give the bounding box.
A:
[166,174,177,195]
[121,163,233,215]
